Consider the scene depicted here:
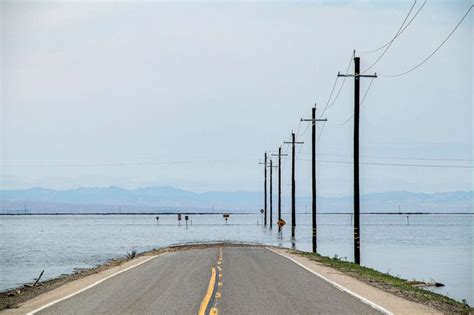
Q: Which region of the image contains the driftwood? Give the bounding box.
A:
[33,270,44,287]
[409,279,445,288]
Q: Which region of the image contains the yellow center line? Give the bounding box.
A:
[198,267,216,315]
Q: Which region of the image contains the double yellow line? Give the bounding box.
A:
[198,267,217,315]
[199,248,223,315]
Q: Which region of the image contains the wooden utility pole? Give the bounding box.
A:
[338,54,377,264]
[259,152,268,227]
[269,159,273,230]
[301,105,327,253]
[284,132,303,239]
[272,147,287,233]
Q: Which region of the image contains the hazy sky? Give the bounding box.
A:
[1,0,472,196]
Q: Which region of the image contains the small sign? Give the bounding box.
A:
[260,209,264,214]
[177,214,182,221]
[185,215,189,221]
[277,219,286,227]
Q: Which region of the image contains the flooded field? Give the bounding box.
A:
[0,213,472,304]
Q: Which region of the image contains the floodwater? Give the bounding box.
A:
[0,213,472,304]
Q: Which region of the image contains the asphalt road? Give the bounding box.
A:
[36,246,382,315]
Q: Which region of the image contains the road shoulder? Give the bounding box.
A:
[1,254,161,315]
[269,247,442,315]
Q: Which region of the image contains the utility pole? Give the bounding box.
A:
[284,132,303,239]
[268,159,274,230]
[272,147,287,233]
[259,152,268,227]
[338,53,377,265]
[301,105,327,253]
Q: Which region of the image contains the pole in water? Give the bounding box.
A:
[302,104,327,253]
[269,159,273,230]
[272,147,287,234]
[259,153,268,227]
[407,215,409,226]
[338,52,376,265]
[284,132,303,240]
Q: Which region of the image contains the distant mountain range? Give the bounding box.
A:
[0,186,472,213]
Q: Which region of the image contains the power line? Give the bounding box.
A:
[320,76,339,116]
[339,77,376,125]
[359,0,426,54]
[283,120,303,166]
[379,4,474,78]
[298,121,311,138]
[320,51,354,118]
[3,158,257,168]
[316,121,327,144]
[361,0,418,74]
[297,158,474,169]
[312,51,355,147]
[297,153,474,163]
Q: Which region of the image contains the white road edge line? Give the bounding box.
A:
[267,248,393,315]
[27,254,163,315]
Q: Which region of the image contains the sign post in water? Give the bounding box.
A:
[223,213,230,225]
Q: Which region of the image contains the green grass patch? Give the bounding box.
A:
[296,251,472,314]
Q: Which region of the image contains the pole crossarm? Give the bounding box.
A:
[301,118,327,122]
[338,72,377,78]
[284,141,304,144]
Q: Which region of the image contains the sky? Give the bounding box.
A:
[0,0,472,196]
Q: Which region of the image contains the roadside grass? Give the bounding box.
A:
[296,251,472,314]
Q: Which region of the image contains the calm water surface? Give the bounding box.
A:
[0,214,472,304]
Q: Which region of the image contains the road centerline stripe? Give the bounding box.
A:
[198,267,217,315]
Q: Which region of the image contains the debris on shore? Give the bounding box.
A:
[408,279,445,288]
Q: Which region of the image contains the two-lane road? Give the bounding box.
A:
[31,246,384,314]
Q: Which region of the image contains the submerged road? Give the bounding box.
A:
[34,246,383,315]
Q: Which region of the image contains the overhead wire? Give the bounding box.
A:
[339,77,376,126]
[262,4,472,175]
[361,0,418,74]
[4,158,254,168]
[320,50,355,118]
[297,159,474,169]
[297,152,474,163]
[359,0,427,54]
[295,122,310,161]
[315,51,355,146]
[379,4,474,78]
[316,121,327,144]
[282,119,302,161]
